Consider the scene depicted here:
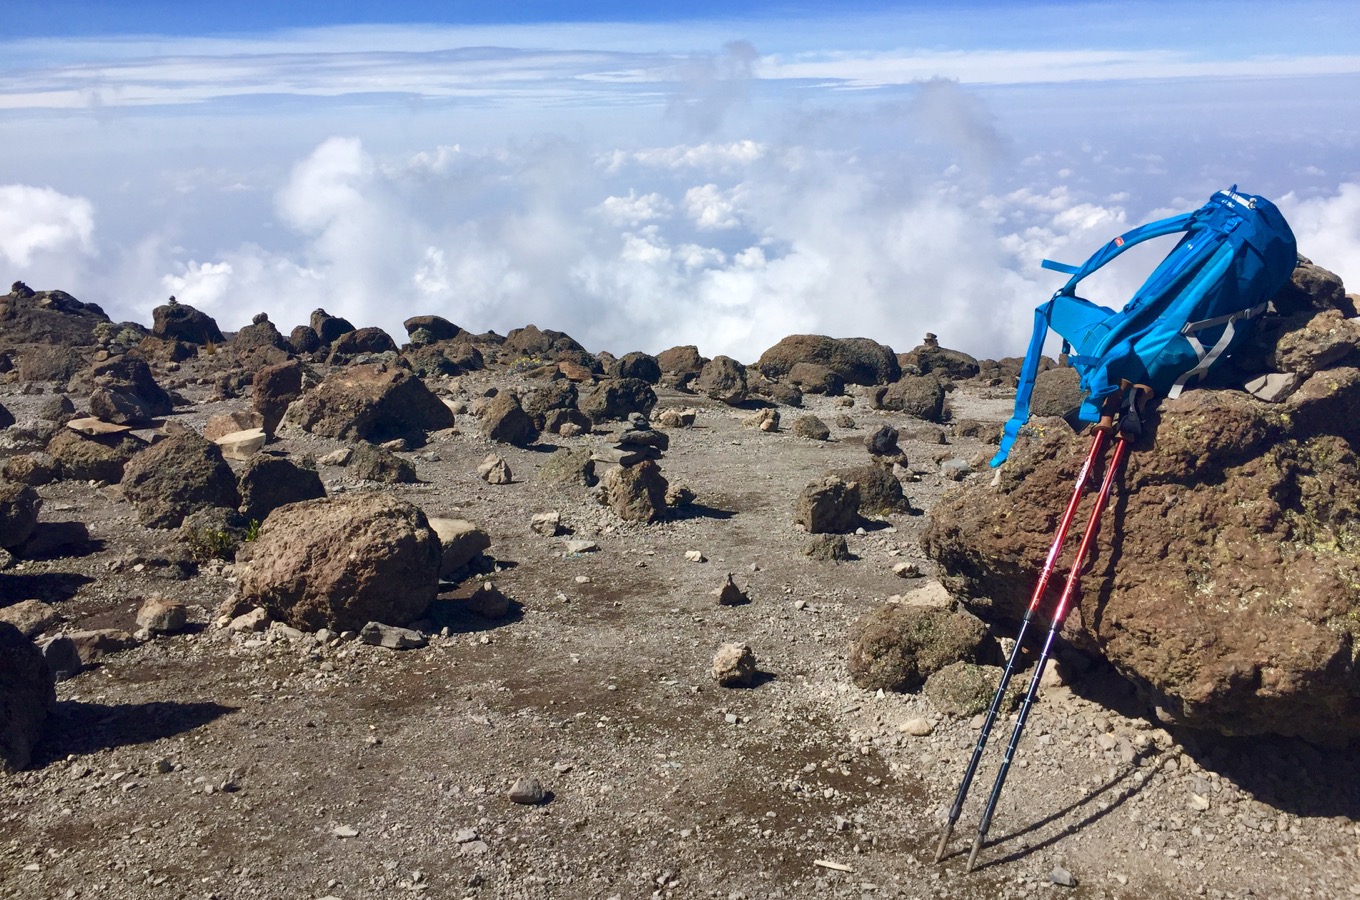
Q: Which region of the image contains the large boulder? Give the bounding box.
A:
[152,298,224,345]
[252,358,305,437]
[86,355,173,424]
[695,356,749,405]
[236,493,442,632]
[898,334,981,380]
[0,482,42,551]
[1273,257,1354,317]
[610,352,662,384]
[1029,366,1086,422]
[503,325,596,369]
[656,345,708,380]
[601,460,669,524]
[327,327,399,365]
[283,363,454,445]
[874,374,947,422]
[581,378,657,423]
[847,603,989,692]
[922,373,1360,745]
[120,429,240,528]
[0,283,110,348]
[757,335,901,386]
[0,622,55,773]
[232,313,292,365]
[479,392,539,447]
[794,475,861,534]
[403,315,463,346]
[309,308,355,346]
[45,427,143,484]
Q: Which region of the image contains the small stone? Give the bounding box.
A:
[1050,866,1077,887]
[892,561,922,579]
[358,621,427,650]
[684,550,706,563]
[711,574,749,606]
[508,777,547,805]
[318,448,353,466]
[1096,733,1118,751]
[477,453,513,484]
[711,642,758,688]
[332,825,359,838]
[564,539,599,555]
[228,608,269,633]
[898,718,934,736]
[530,511,563,536]
[1190,793,1211,812]
[135,596,188,634]
[453,828,479,843]
[154,758,174,774]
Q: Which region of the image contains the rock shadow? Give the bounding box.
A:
[0,571,95,605]
[668,503,736,522]
[33,699,237,766]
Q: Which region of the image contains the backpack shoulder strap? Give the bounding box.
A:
[1041,211,1198,297]
[991,298,1057,467]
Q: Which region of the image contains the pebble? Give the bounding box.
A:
[509,777,547,805]
[899,718,934,737]
[332,825,359,838]
[685,550,706,562]
[1050,866,1077,887]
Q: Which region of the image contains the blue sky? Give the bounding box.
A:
[2,1,1358,360]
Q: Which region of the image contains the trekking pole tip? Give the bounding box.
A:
[933,826,953,864]
[965,836,984,873]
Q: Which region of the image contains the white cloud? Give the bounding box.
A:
[596,191,672,227]
[0,184,95,267]
[1279,184,1360,291]
[684,183,742,230]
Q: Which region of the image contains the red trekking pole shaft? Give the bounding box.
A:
[933,427,1109,863]
[964,432,1130,872]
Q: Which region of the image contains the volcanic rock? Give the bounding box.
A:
[898,334,981,380]
[786,362,845,396]
[837,463,911,515]
[403,315,463,345]
[86,355,173,424]
[757,334,901,386]
[581,378,657,423]
[924,662,1018,717]
[310,309,355,346]
[136,597,188,635]
[0,283,111,347]
[428,518,492,576]
[205,410,265,442]
[252,358,305,437]
[656,345,708,380]
[794,475,861,534]
[236,493,442,632]
[520,379,579,430]
[804,533,852,561]
[846,603,989,692]
[874,374,947,422]
[538,447,597,487]
[284,363,454,445]
[120,429,240,528]
[1273,257,1353,316]
[792,414,831,441]
[864,425,902,460]
[711,642,758,687]
[237,454,326,522]
[231,312,292,363]
[0,622,55,773]
[327,326,399,365]
[478,453,513,484]
[152,298,223,345]
[601,459,668,523]
[0,482,41,551]
[923,378,1360,744]
[611,351,662,384]
[349,442,419,484]
[503,325,596,369]
[479,392,539,447]
[0,600,63,638]
[17,346,86,383]
[45,427,143,484]
[695,356,749,405]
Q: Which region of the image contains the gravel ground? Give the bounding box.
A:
[3,367,1360,900]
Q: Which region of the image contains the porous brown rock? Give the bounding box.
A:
[837,463,911,516]
[846,603,989,693]
[252,359,304,437]
[327,326,399,365]
[874,374,947,422]
[656,345,707,380]
[611,351,662,384]
[284,363,454,445]
[786,362,845,396]
[756,334,901,386]
[309,308,355,346]
[236,493,442,632]
[0,621,55,773]
[0,482,42,551]
[711,642,758,687]
[898,336,981,380]
[152,299,224,345]
[791,414,831,441]
[86,355,173,424]
[403,315,463,345]
[45,428,143,484]
[601,460,668,524]
[695,356,749,405]
[923,376,1360,744]
[580,378,657,423]
[349,443,419,484]
[538,447,598,487]
[1029,366,1085,422]
[925,662,1017,717]
[120,429,240,528]
[793,475,860,534]
[479,392,539,447]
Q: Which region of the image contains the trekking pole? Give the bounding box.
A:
[963,387,1146,873]
[933,425,1110,864]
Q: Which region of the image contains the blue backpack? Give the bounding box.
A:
[992,187,1298,467]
